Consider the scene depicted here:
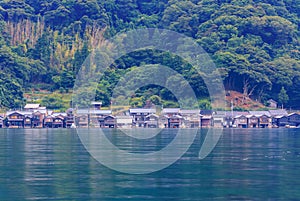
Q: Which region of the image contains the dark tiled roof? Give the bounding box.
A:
[200,110,213,115]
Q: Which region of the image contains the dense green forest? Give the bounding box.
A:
[0,0,299,110]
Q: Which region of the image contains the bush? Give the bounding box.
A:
[41,95,65,110]
[198,99,212,110]
[162,100,179,108]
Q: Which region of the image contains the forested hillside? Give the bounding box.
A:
[0,0,299,110]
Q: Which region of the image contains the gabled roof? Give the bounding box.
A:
[273,115,287,119]
[54,115,65,120]
[22,111,34,116]
[246,114,258,118]
[44,115,54,119]
[66,108,74,113]
[6,111,21,116]
[159,115,169,119]
[162,108,180,114]
[169,114,183,119]
[214,111,245,118]
[268,99,277,103]
[33,109,47,114]
[230,111,249,117]
[24,104,40,109]
[6,111,32,116]
[44,114,64,120]
[52,113,67,118]
[47,110,54,115]
[145,114,159,118]
[234,115,247,119]
[288,113,300,117]
[33,111,42,115]
[104,115,115,119]
[129,108,156,114]
[249,111,271,117]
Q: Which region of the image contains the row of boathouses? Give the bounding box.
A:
[0,103,299,128]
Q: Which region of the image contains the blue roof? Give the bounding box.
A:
[200,110,213,115]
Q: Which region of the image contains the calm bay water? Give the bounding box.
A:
[0,128,300,200]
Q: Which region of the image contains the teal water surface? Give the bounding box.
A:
[0,128,300,200]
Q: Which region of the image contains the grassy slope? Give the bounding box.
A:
[24,89,269,112]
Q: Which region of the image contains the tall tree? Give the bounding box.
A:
[278,86,289,109]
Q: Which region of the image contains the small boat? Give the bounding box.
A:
[286,125,296,128]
